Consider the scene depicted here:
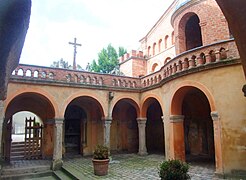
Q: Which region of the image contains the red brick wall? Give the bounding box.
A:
[173,0,230,54]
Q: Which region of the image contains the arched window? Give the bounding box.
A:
[178,13,203,53]
[151,63,159,73]
[165,35,169,49]
[164,57,171,64]
[148,46,151,57]
[158,39,162,52]
[153,43,156,55]
[185,14,202,50]
[171,31,175,45]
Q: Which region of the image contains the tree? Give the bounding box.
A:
[118,46,127,57]
[51,58,83,70]
[89,44,127,74]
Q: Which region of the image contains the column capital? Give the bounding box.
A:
[102,117,112,122]
[136,117,147,122]
[47,118,64,125]
[170,115,184,123]
[211,111,219,121]
[161,115,169,123]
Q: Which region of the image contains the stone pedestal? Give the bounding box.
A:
[0,100,4,159]
[51,119,64,171]
[137,118,147,156]
[211,111,223,175]
[169,115,185,161]
[103,118,112,148]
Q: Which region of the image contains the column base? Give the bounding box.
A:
[138,151,148,156]
[51,159,63,171]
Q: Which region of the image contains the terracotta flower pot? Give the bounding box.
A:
[92,158,110,176]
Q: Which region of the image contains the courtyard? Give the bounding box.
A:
[2,153,222,179]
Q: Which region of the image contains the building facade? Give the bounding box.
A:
[0,0,246,178]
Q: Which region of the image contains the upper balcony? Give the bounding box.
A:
[11,65,141,90]
[11,39,239,91]
[141,39,240,89]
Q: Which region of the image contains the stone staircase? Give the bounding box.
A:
[1,162,53,179]
[11,141,25,160]
[11,141,42,160]
[53,165,89,180]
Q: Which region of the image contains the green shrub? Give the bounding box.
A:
[158,159,190,180]
[93,145,109,160]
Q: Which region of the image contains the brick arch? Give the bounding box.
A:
[63,93,106,119]
[5,89,58,120]
[171,81,216,115]
[5,91,56,121]
[178,12,202,53]
[140,95,164,117]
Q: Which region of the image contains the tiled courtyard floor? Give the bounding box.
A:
[63,153,223,180]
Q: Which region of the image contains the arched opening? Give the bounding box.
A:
[185,14,203,50]
[171,31,175,45]
[64,105,86,155]
[148,46,151,57]
[4,92,55,161]
[111,99,139,154]
[165,35,169,49]
[164,57,171,64]
[182,88,215,163]
[171,86,215,164]
[143,98,164,155]
[158,39,162,52]
[153,43,156,55]
[64,96,104,156]
[152,63,159,73]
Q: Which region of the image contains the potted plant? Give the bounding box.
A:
[158,159,190,180]
[92,144,109,176]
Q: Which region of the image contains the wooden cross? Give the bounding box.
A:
[69,37,81,70]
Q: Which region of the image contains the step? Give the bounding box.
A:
[53,170,73,180]
[10,155,25,160]
[11,146,25,152]
[1,170,53,180]
[11,144,25,148]
[11,151,25,156]
[62,165,90,180]
[2,165,51,175]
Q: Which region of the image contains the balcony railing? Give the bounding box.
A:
[141,39,239,88]
[11,65,141,89]
[11,39,239,90]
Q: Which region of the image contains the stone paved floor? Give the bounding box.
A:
[63,153,223,180]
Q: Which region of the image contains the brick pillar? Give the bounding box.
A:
[211,111,223,175]
[169,115,185,161]
[137,118,147,156]
[103,117,112,148]
[0,100,4,159]
[52,119,64,170]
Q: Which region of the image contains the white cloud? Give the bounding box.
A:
[20,0,173,68]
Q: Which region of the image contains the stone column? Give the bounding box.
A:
[162,116,169,160]
[0,100,4,159]
[103,117,112,148]
[51,118,64,171]
[169,115,185,161]
[137,118,147,156]
[211,111,223,175]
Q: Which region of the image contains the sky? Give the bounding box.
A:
[20,0,174,69]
